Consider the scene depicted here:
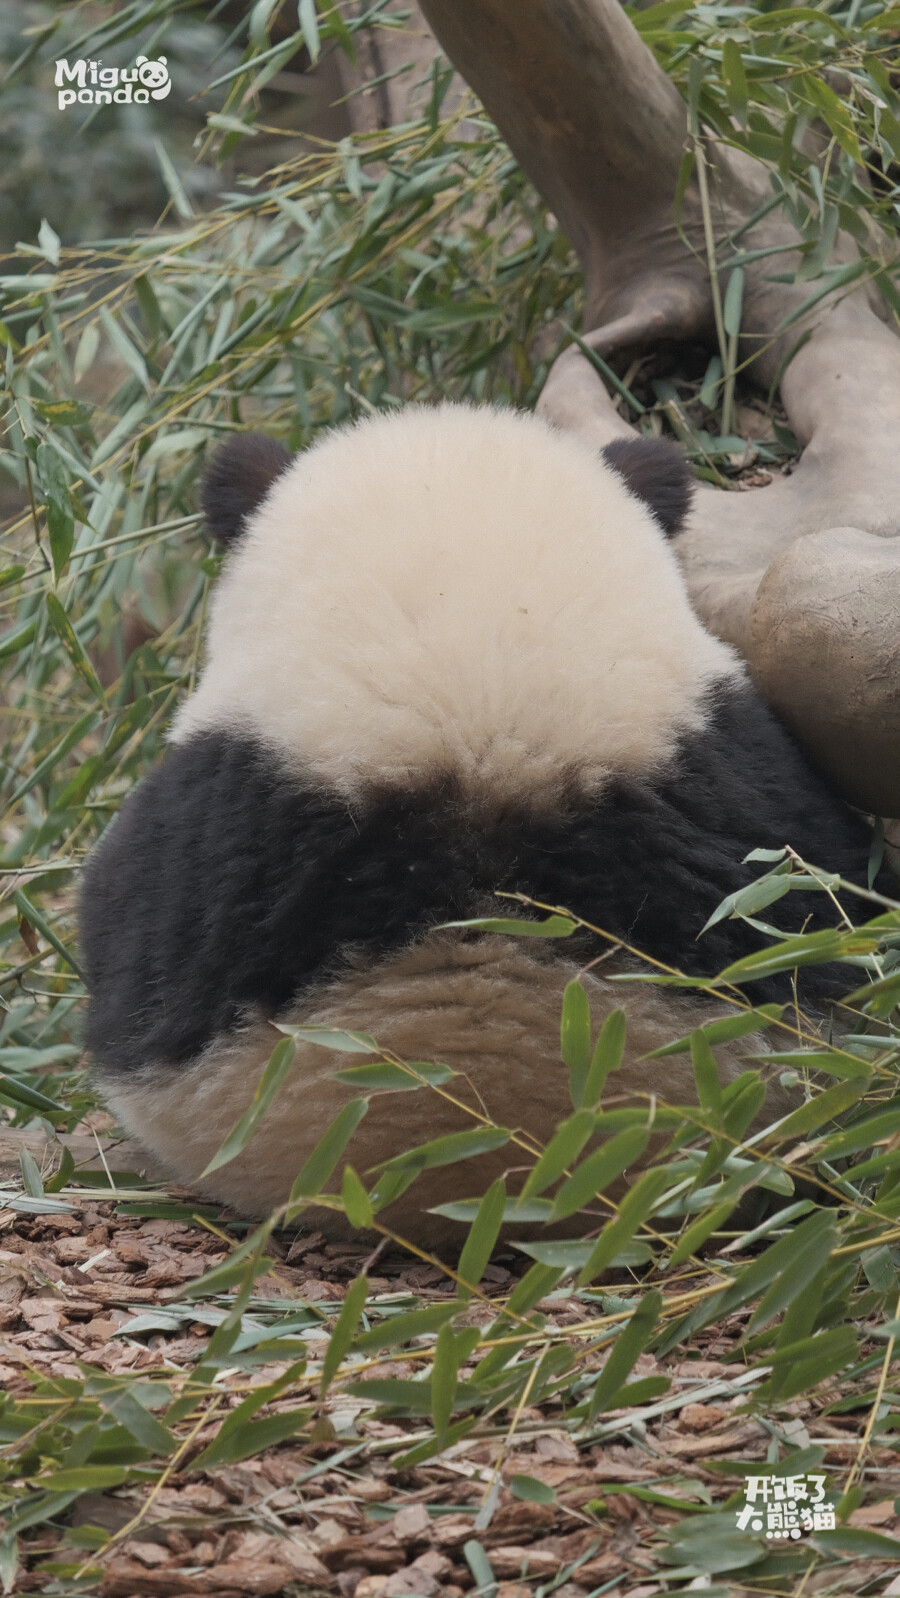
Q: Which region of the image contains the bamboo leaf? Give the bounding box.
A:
[74,322,100,380]
[38,1468,131,1492]
[378,1126,510,1174]
[8,708,102,807]
[802,73,863,162]
[431,1196,552,1224]
[334,1059,455,1091]
[37,217,61,266]
[763,1077,872,1142]
[200,1037,297,1176]
[577,1166,674,1286]
[278,1025,379,1053]
[19,1147,44,1198]
[299,0,321,61]
[510,1474,557,1504]
[14,888,84,979]
[89,1381,175,1456]
[774,261,868,333]
[646,1006,783,1058]
[551,1127,650,1222]
[320,1273,368,1395]
[587,1289,662,1420]
[748,1211,837,1331]
[722,1074,766,1139]
[668,1200,737,1267]
[192,1405,309,1471]
[457,1178,507,1298]
[99,306,150,390]
[722,37,748,122]
[43,1145,76,1193]
[498,1262,565,1320]
[561,978,592,1107]
[431,1321,459,1438]
[463,1541,496,1598]
[341,1165,374,1229]
[818,1104,900,1160]
[176,1219,276,1302]
[0,619,37,662]
[756,1327,857,1402]
[287,1097,369,1214]
[583,1009,627,1106]
[603,1374,670,1408]
[712,1210,844,1325]
[199,1361,308,1470]
[44,592,107,707]
[722,265,745,337]
[751,1048,871,1081]
[718,926,877,984]
[519,1109,597,1202]
[813,1525,900,1560]
[516,1237,653,1269]
[439,914,576,939]
[368,1159,425,1214]
[470,1263,566,1383]
[691,1031,723,1118]
[0,1073,68,1114]
[90,398,147,468]
[36,442,74,580]
[249,0,282,45]
[345,1377,438,1415]
[842,968,900,1018]
[153,139,193,219]
[702,867,792,933]
[354,1302,459,1354]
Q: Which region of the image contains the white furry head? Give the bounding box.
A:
[173,404,739,798]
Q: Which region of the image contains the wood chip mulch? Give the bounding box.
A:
[2,1154,899,1597]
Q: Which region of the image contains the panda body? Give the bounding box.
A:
[81,404,873,1247]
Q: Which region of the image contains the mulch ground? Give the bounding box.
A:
[2,1134,899,1597]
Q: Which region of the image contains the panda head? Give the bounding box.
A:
[201,425,693,548]
[182,404,737,801]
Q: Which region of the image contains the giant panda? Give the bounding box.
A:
[80,403,875,1247]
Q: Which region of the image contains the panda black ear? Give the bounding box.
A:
[602,436,693,538]
[201,434,292,547]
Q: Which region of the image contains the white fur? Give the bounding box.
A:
[101,933,787,1250]
[173,404,740,797]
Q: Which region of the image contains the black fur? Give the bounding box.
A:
[202,434,292,546]
[82,682,877,1076]
[602,436,693,537]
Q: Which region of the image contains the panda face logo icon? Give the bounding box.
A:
[135,55,171,99]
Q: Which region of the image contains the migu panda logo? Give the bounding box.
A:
[55,54,172,110]
[136,56,172,98]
